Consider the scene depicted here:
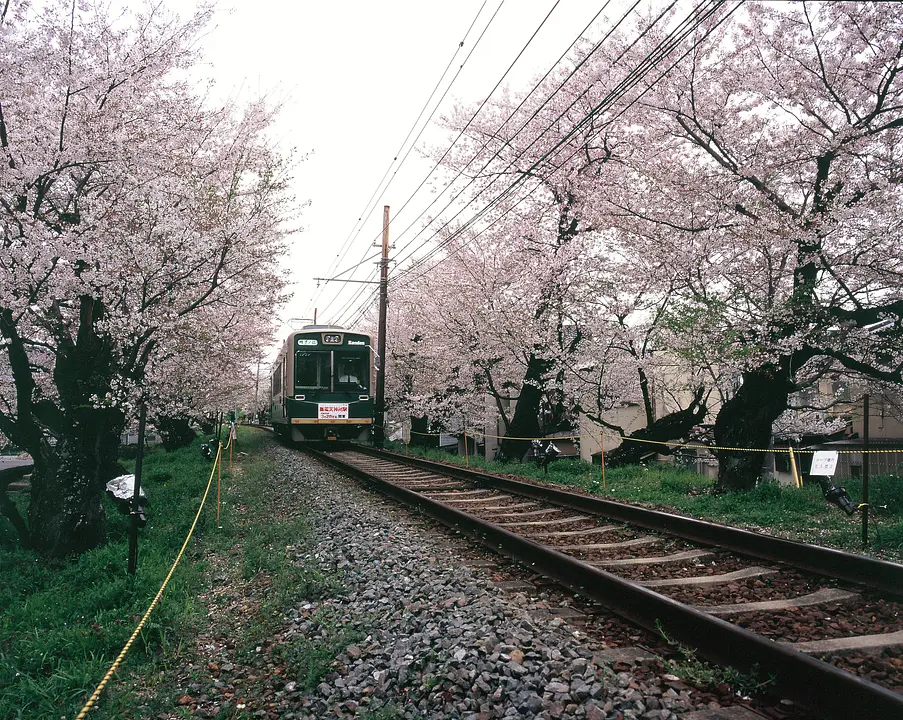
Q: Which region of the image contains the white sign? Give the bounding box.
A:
[318,403,349,420]
[297,338,318,346]
[809,451,839,476]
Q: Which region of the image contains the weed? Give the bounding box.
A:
[656,620,776,698]
[277,612,362,690]
[359,700,416,719]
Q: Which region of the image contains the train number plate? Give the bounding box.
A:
[318,403,349,419]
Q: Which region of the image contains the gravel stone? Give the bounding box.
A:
[272,447,702,720]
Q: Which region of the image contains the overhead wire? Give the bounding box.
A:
[387,0,635,268]
[389,0,695,278]
[325,0,565,327]
[316,2,509,325]
[336,0,705,329]
[306,0,492,319]
[332,0,628,328]
[338,0,738,327]
[391,0,734,290]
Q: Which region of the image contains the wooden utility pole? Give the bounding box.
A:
[374,206,390,447]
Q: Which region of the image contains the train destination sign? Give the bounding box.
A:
[318,403,349,419]
[297,338,318,346]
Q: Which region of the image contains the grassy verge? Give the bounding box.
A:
[0,439,222,720]
[386,443,903,563]
[0,427,342,719]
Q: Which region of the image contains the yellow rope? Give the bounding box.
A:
[404,426,900,456]
[74,445,222,720]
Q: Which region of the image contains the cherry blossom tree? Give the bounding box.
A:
[576,1,903,489]
[0,0,293,555]
[396,4,725,462]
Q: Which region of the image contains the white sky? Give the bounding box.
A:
[193,0,609,352]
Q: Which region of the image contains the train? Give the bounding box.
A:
[270,325,375,442]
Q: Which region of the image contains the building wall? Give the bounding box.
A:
[579,405,648,463]
[851,392,903,440]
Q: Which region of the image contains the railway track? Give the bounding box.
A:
[302,443,903,720]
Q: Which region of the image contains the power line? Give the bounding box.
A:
[392,0,735,290]
[389,0,693,278]
[322,0,576,326]
[306,0,493,318]
[330,0,632,327]
[388,0,635,268]
[336,0,737,327]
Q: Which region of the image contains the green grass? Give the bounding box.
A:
[386,442,903,563]
[276,614,361,691]
[0,440,222,720]
[656,620,776,698]
[0,427,342,720]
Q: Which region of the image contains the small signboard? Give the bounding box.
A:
[318,403,349,420]
[809,451,839,477]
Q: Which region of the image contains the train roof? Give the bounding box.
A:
[297,324,346,331]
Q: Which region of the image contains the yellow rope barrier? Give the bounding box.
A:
[74,444,222,720]
[396,424,900,457]
[461,428,897,456]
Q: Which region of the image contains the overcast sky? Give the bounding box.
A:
[194,0,609,348]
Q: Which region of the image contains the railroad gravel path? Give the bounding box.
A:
[156,443,777,720]
[276,448,735,720]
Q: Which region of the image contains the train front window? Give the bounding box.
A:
[295,351,330,390]
[335,353,368,391]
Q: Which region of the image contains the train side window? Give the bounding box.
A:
[272,368,281,395]
[295,351,329,389]
[335,353,369,391]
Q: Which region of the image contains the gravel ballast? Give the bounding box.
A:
[280,447,714,720]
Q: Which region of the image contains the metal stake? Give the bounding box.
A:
[600,433,607,494]
[862,394,870,545]
[127,402,147,575]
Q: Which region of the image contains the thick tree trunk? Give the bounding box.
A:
[157,413,197,452]
[410,415,438,448]
[28,406,123,557]
[605,390,707,467]
[714,366,793,491]
[26,295,125,556]
[499,354,550,461]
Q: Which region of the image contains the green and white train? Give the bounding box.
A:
[270,325,374,442]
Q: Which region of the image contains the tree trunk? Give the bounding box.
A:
[27,295,125,556]
[606,390,707,467]
[714,366,793,491]
[28,405,123,556]
[410,415,437,448]
[157,413,197,452]
[499,354,550,461]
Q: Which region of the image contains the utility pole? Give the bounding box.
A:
[374,205,390,447]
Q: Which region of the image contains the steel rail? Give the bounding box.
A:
[307,446,903,719]
[349,445,903,596]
